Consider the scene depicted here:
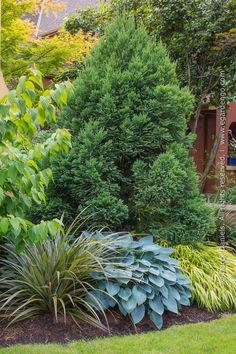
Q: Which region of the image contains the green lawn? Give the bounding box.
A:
[1,314,236,354]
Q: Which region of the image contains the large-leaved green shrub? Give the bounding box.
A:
[0,69,71,247]
[35,17,216,244]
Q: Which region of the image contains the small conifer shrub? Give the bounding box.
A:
[36,17,216,244]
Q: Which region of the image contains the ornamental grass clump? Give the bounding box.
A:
[0,232,115,328]
[88,233,192,329]
[173,243,236,311]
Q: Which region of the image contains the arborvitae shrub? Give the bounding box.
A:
[36,17,216,243]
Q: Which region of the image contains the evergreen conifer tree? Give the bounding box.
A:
[35,17,216,244]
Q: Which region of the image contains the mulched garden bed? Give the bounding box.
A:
[0,304,233,347]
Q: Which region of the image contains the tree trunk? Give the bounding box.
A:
[199,133,221,192]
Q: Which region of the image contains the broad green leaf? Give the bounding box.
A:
[0,217,9,234]
[28,75,43,90]
[0,187,4,204]
[0,170,7,186]
[47,220,59,237]
[28,160,39,171]
[10,218,21,236]
[0,103,10,117]
[7,165,18,181]
[21,92,33,108]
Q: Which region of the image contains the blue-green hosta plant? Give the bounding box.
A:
[87,233,192,329]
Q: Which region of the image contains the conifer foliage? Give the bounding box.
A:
[39,17,215,244]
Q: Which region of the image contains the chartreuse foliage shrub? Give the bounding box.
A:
[0,230,116,328]
[40,17,216,244]
[88,233,191,329]
[7,29,97,82]
[0,69,71,248]
[173,243,236,311]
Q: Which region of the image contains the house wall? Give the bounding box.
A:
[191,102,236,194]
[215,102,236,185]
[191,110,216,193]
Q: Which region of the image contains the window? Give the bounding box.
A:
[228,122,236,165]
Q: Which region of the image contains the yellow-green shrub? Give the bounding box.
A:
[4,28,97,82]
[173,243,236,311]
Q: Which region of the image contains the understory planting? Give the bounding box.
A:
[0,69,71,248]
[174,243,236,311]
[0,231,113,327]
[0,231,191,329]
[88,233,191,329]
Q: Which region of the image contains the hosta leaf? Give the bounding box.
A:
[142,245,162,253]
[107,295,117,308]
[149,267,160,276]
[139,236,153,246]
[168,286,181,301]
[139,283,153,294]
[132,285,147,305]
[162,270,177,282]
[149,274,164,287]
[149,296,164,315]
[106,281,120,296]
[139,259,151,267]
[158,285,169,299]
[155,255,180,265]
[163,264,176,272]
[123,253,135,265]
[177,274,191,285]
[149,311,163,329]
[118,303,128,316]
[159,247,173,255]
[146,289,155,299]
[131,304,145,324]
[121,296,137,313]
[163,295,179,314]
[113,235,133,248]
[118,287,132,301]
[179,294,191,306]
[133,270,143,278]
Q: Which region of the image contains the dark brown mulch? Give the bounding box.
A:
[0,305,231,347]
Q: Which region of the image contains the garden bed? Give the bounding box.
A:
[0,305,231,347]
